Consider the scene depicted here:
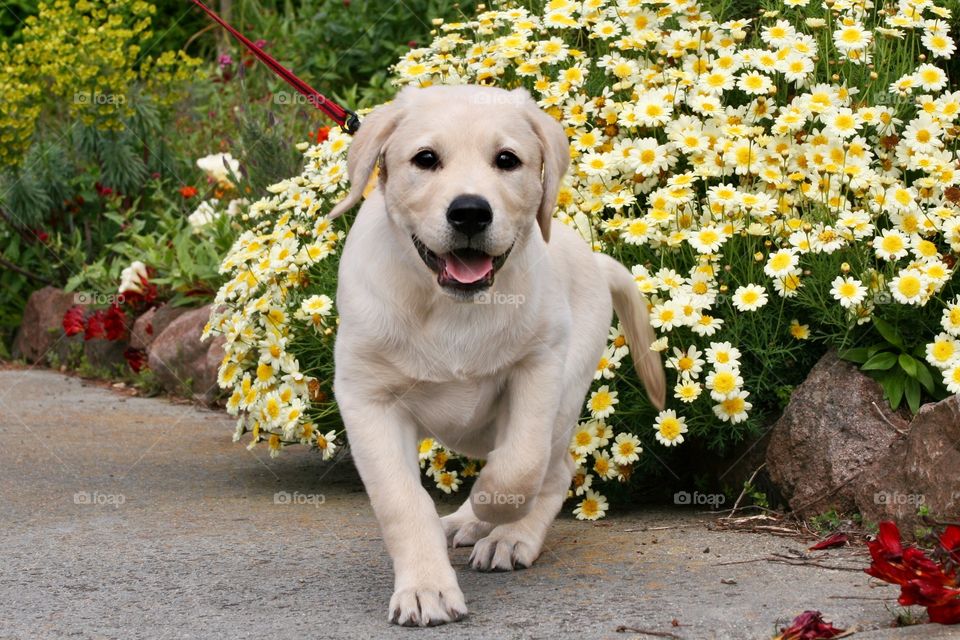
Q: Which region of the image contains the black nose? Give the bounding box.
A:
[446,194,492,237]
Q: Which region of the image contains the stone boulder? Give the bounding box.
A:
[147,304,224,404]
[130,304,189,351]
[854,395,960,533]
[765,350,908,516]
[82,338,129,372]
[12,287,84,364]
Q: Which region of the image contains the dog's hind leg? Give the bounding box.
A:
[441,500,495,548]
[467,441,575,571]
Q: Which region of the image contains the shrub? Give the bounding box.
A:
[208,0,960,517]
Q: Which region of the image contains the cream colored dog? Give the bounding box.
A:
[328,85,665,626]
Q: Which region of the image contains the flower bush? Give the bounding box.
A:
[208,0,960,518]
[0,0,198,168]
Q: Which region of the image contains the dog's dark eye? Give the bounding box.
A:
[412,149,440,170]
[495,150,521,170]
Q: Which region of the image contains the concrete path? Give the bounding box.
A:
[0,369,954,640]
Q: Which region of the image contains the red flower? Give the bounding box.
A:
[62,306,85,337]
[940,526,960,567]
[314,126,330,144]
[120,281,158,310]
[103,303,127,341]
[775,610,845,639]
[123,347,147,373]
[95,182,114,197]
[179,185,198,199]
[865,522,960,625]
[84,310,105,340]
[930,599,960,625]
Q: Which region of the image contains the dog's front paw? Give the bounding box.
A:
[469,525,542,572]
[388,582,468,627]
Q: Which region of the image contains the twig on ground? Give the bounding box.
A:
[614,626,682,639]
[623,525,689,533]
[723,462,765,519]
[716,554,863,572]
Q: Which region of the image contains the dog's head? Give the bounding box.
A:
[328,85,569,297]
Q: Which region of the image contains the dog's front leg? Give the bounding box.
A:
[340,397,466,626]
[469,353,562,524]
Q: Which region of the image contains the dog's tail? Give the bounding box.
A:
[598,254,666,411]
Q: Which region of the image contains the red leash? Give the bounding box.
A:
[190,0,360,134]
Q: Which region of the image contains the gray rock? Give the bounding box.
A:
[854,395,960,534]
[147,304,223,404]
[130,304,188,351]
[11,286,84,364]
[765,350,907,516]
[129,307,156,350]
[83,338,129,372]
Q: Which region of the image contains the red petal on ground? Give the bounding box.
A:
[776,610,846,639]
[940,525,960,568]
[876,521,903,556]
[928,598,960,625]
[810,532,848,551]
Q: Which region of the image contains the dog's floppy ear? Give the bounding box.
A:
[327,91,409,220]
[515,89,570,243]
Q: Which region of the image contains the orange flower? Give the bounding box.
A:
[179,185,198,199]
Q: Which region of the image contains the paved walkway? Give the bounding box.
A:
[0,369,954,639]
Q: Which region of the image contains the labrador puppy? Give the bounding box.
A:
[328,84,665,626]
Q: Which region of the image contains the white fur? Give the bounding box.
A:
[332,85,665,626]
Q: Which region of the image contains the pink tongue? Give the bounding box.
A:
[444,252,493,284]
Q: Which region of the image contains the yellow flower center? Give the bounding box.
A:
[659,417,681,440]
[713,372,736,394]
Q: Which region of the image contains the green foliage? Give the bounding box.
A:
[809,510,845,535]
[65,181,239,307]
[841,316,950,414]
[743,481,770,509]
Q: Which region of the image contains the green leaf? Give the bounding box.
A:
[914,362,936,395]
[840,347,871,364]
[862,351,898,371]
[176,237,195,276]
[905,377,921,415]
[898,353,918,378]
[881,372,905,411]
[873,317,905,350]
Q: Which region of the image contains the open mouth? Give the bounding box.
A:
[412,235,512,292]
